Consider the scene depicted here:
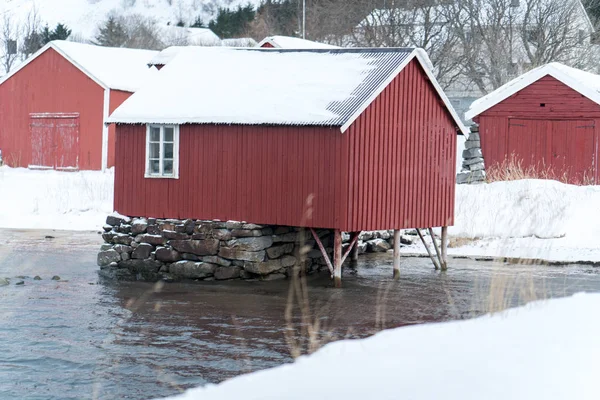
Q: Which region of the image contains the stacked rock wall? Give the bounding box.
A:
[457,124,486,184]
[98,215,419,282]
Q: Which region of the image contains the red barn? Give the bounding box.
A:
[0,41,157,170]
[107,47,466,285]
[465,62,600,184]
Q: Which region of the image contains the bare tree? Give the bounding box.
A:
[1,13,19,74]
[20,6,43,58]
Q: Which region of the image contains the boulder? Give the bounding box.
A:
[266,243,294,259]
[226,236,273,251]
[113,244,132,254]
[132,243,154,260]
[224,221,244,229]
[169,239,219,256]
[155,247,182,263]
[100,244,113,251]
[261,228,274,236]
[359,231,374,241]
[121,252,130,261]
[272,232,298,243]
[243,259,282,275]
[112,233,133,245]
[367,238,391,253]
[118,224,132,234]
[201,256,232,267]
[106,214,131,226]
[138,234,167,246]
[212,229,232,241]
[462,157,484,167]
[182,253,201,261]
[465,140,481,149]
[214,266,241,280]
[170,261,217,279]
[162,230,189,240]
[231,229,263,237]
[462,148,483,159]
[273,226,291,235]
[120,259,163,281]
[131,218,148,235]
[97,249,121,266]
[242,223,264,230]
[468,131,480,141]
[280,255,297,267]
[219,247,266,262]
[400,235,415,245]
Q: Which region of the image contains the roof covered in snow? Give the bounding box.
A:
[257,36,339,49]
[108,47,466,134]
[466,62,600,120]
[160,26,221,46]
[0,41,159,92]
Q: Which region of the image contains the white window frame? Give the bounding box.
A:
[145,124,180,179]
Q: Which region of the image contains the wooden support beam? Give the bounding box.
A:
[333,229,342,288]
[341,231,360,265]
[393,229,401,279]
[441,226,448,271]
[310,228,334,276]
[428,227,444,270]
[417,228,439,270]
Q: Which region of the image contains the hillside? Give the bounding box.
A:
[0,0,262,42]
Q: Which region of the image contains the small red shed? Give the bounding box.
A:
[0,41,157,170]
[107,47,466,285]
[465,63,600,184]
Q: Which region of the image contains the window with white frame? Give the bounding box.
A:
[145,125,179,178]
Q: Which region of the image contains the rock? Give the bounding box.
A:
[106,214,130,226]
[468,131,480,141]
[367,239,391,253]
[239,269,254,279]
[262,273,286,281]
[155,247,182,262]
[138,234,166,246]
[224,221,244,229]
[214,266,241,280]
[97,249,121,266]
[359,231,374,241]
[120,259,163,281]
[118,224,132,234]
[469,162,485,171]
[174,224,187,233]
[132,243,154,259]
[192,233,207,240]
[260,228,274,236]
[462,157,484,167]
[113,244,132,254]
[112,233,133,245]
[379,230,391,240]
[102,224,113,232]
[266,243,294,259]
[147,225,161,235]
[51,276,60,281]
[272,232,298,243]
[465,140,481,149]
[201,256,232,267]
[162,230,189,240]
[243,259,282,275]
[404,229,418,236]
[33,276,42,280]
[462,148,483,159]
[401,235,415,245]
[280,255,297,267]
[169,239,219,256]
[182,253,201,261]
[227,236,273,251]
[0,278,9,286]
[121,252,130,261]
[131,218,148,234]
[15,281,24,285]
[101,231,117,243]
[342,232,350,242]
[274,226,291,235]
[231,229,263,237]
[170,261,216,279]
[212,229,232,240]
[219,247,266,262]
[242,223,264,230]
[100,244,113,251]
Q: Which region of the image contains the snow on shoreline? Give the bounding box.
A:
[1,166,600,262]
[0,166,113,231]
[160,293,600,400]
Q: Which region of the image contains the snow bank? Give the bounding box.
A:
[0,167,113,231]
[160,293,600,400]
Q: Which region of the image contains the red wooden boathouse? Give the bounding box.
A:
[465,62,600,184]
[0,41,157,170]
[107,47,466,286]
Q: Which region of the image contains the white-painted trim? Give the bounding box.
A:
[465,63,600,121]
[0,41,109,90]
[340,49,468,135]
[144,124,180,179]
[101,89,110,171]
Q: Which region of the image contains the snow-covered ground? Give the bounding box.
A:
[160,293,600,400]
[0,166,112,231]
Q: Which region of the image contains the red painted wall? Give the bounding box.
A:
[0,48,105,170]
[108,89,133,168]
[260,42,275,48]
[114,59,458,230]
[476,76,600,184]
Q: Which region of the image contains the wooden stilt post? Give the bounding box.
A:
[441,226,448,271]
[333,229,342,288]
[393,229,401,279]
[428,227,444,269]
[351,232,360,265]
[310,228,334,277]
[417,228,439,270]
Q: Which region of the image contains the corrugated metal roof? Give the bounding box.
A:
[108,47,465,133]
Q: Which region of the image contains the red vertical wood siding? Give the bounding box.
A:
[345,59,457,231]
[0,48,105,170]
[477,76,600,184]
[260,42,275,48]
[108,89,133,168]
[114,59,458,230]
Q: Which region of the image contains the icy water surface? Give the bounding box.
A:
[1,229,600,399]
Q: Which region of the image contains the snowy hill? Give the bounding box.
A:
[0,0,262,43]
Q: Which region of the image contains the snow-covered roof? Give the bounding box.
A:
[0,41,159,92]
[108,47,467,134]
[222,38,258,47]
[161,26,221,46]
[466,62,600,120]
[257,36,339,49]
[148,46,187,67]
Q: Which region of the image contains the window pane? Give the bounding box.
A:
[149,160,160,174]
[163,143,173,159]
[163,160,173,175]
[150,127,160,142]
[149,142,160,159]
[164,127,174,142]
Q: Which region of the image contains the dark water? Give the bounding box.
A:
[1,229,600,400]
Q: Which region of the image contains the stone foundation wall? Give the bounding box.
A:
[457,124,486,184]
[97,215,418,282]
